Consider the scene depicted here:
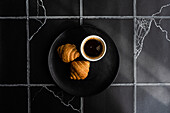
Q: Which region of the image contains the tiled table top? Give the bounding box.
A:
[0,0,170,113]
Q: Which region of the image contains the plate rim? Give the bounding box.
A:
[48,25,120,96]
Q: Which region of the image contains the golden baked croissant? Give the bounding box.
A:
[57,44,80,63]
[70,61,90,80]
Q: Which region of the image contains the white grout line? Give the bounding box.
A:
[27,86,31,113]
[26,0,30,85]
[137,83,170,86]
[81,97,84,113]
[0,84,55,87]
[0,83,170,87]
[134,82,137,113]
[80,0,84,112]
[26,0,30,113]
[133,1,136,17]
[80,0,83,25]
[83,16,133,19]
[29,16,170,19]
[0,84,28,87]
[26,9,30,85]
[2,16,170,19]
[133,0,137,113]
[136,16,170,18]
[30,16,80,19]
[30,84,55,86]
[0,17,27,19]
[110,83,134,86]
[133,1,137,87]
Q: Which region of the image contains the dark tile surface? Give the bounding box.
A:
[137,86,170,113]
[0,0,26,16]
[0,20,27,84]
[84,86,133,113]
[137,19,170,83]
[0,87,27,113]
[2,0,170,113]
[29,0,79,16]
[30,19,79,83]
[84,19,134,83]
[31,86,80,113]
[84,0,133,16]
[137,0,170,16]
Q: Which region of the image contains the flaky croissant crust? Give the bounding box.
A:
[57,44,80,63]
[70,61,90,80]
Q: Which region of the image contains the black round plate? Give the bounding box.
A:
[48,25,119,96]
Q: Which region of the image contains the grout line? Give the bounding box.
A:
[26,9,30,86]
[133,1,136,17]
[29,16,170,19]
[0,84,28,87]
[133,0,137,113]
[80,0,83,112]
[136,16,170,18]
[27,87,31,113]
[83,16,133,19]
[110,83,134,86]
[0,17,27,19]
[81,97,84,113]
[80,0,83,25]
[30,84,55,86]
[0,84,55,87]
[137,83,170,86]
[26,0,30,113]
[2,16,170,19]
[134,82,137,113]
[133,2,137,86]
[30,16,80,19]
[28,16,170,19]
[0,83,170,87]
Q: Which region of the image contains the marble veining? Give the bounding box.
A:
[32,86,81,112]
[135,3,170,59]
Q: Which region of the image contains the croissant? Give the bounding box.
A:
[57,44,80,63]
[70,61,90,80]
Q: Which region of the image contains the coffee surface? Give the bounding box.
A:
[84,39,103,58]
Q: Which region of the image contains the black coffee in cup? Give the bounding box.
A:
[83,37,105,59]
[81,35,106,61]
[84,39,103,57]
